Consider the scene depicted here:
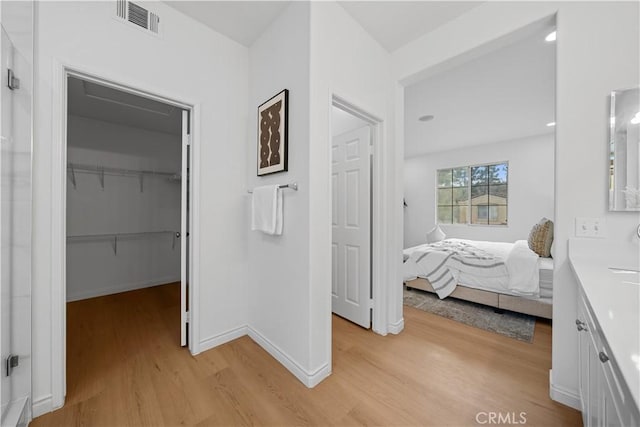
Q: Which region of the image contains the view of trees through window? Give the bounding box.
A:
[437,162,508,225]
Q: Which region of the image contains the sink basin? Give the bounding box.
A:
[570,238,640,284]
[609,267,640,285]
[609,267,640,274]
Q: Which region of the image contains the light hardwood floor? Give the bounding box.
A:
[32,283,581,426]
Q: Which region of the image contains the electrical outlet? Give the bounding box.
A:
[575,217,606,238]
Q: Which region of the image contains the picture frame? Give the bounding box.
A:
[257,89,289,176]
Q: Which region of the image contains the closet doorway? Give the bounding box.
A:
[63,75,192,399]
[330,97,382,330]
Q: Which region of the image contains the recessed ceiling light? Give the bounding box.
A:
[546,122,556,127]
[545,31,556,42]
[419,115,435,122]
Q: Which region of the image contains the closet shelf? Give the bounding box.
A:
[67,163,181,191]
[67,230,179,255]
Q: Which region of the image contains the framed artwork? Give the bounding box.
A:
[257,89,289,176]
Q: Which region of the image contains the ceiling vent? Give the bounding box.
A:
[115,0,161,37]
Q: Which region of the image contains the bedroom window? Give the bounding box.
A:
[437,167,469,224]
[437,162,508,226]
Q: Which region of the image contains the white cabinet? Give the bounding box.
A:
[577,287,639,427]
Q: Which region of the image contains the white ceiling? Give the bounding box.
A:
[404,26,556,158]
[164,1,483,51]
[164,1,290,47]
[68,77,183,135]
[338,1,483,52]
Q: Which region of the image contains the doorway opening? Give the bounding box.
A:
[61,72,194,406]
[330,97,382,330]
[399,18,556,348]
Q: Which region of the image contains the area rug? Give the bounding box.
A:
[403,287,536,343]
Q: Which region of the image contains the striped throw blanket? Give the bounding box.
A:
[406,240,509,299]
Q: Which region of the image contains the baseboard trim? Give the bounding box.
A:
[197,325,330,387]
[549,370,581,411]
[247,326,330,388]
[305,363,331,388]
[31,394,53,419]
[2,397,29,427]
[17,397,30,427]
[198,325,248,354]
[388,317,404,335]
[66,276,180,302]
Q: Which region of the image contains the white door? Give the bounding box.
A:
[331,126,371,328]
[0,25,13,418]
[180,110,189,346]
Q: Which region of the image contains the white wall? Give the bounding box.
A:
[66,115,181,301]
[393,1,640,409]
[246,2,315,385]
[33,1,248,415]
[404,134,555,248]
[244,2,396,387]
[309,1,397,374]
[552,3,639,404]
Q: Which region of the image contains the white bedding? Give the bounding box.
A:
[403,238,544,298]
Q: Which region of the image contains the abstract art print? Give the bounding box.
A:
[257,89,289,176]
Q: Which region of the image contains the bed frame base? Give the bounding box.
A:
[404,278,552,319]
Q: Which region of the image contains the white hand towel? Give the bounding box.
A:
[251,185,283,235]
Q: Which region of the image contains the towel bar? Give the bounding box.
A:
[247,182,298,193]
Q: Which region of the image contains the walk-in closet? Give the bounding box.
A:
[64,76,190,402]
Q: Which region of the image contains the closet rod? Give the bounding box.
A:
[67,163,179,177]
[67,230,178,240]
[67,230,179,255]
[67,163,181,191]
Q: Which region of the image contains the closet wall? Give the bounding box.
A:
[66,114,181,301]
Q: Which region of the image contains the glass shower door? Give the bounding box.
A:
[0,25,12,421]
[0,6,33,424]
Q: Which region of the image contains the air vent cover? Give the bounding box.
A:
[115,0,161,36]
[128,2,148,29]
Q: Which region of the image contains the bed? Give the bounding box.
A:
[403,238,553,319]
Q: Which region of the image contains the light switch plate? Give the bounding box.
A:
[575,217,606,238]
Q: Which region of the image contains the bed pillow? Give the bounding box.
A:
[426,225,446,243]
[528,218,554,257]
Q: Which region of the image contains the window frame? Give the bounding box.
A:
[435,161,509,227]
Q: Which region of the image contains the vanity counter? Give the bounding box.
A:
[568,238,640,415]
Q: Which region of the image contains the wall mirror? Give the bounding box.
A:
[609,87,640,211]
